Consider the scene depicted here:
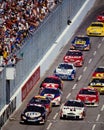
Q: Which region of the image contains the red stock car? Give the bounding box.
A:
[39,76,63,93]
[92,66,104,79]
[63,49,84,67]
[97,11,104,22]
[76,87,99,107]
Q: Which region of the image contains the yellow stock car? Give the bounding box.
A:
[88,78,104,94]
[86,22,104,36]
[92,66,104,79]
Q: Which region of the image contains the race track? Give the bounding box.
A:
[2,0,104,130]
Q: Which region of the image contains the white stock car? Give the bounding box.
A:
[54,63,76,80]
[60,100,86,120]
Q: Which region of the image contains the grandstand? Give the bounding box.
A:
[0,0,61,67]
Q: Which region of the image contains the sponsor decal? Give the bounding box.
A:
[22,67,40,101]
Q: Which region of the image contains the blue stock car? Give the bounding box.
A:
[70,35,91,51]
[40,87,63,106]
[54,63,76,80]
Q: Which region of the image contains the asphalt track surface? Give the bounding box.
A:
[2,0,104,130]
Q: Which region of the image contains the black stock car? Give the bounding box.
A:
[20,104,48,125]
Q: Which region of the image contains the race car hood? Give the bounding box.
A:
[62,106,84,113]
[90,82,104,86]
[43,93,60,100]
[64,56,82,62]
[42,83,59,89]
[88,26,103,32]
[77,94,97,102]
[74,40,86,46]
[44,94,55,99]
[92,72,104,78]
[56,68,73,75]
[25,111,41,118]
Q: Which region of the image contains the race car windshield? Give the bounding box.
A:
[75,37,88,41]
[58,64,73,69]
[99,11,104,16]
[26,105,45,113]
[91,78,104,83]
[66,51,82,56]
[91,23,103,27]
[65,101,84,107]
[95,67,104,72]
[41,88,60,95]
[91,85,104,88]
[29,97,50,105]
[43,77,61,84]
[79,89,96,95]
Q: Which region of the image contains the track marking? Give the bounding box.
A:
[102,37,104,41]
[101,104,104,111]
[98,44,101,48]
[92,124,96,130]
[66,93,71,99]
[47,122,52,130]
[78,75,82,81]
[83,66,87,72]
[96,114,100,121]
[72,84,77,89]
[93,51,96,56]
[60,103,64,109]
[53,113,58,120]
[89,59,92,63]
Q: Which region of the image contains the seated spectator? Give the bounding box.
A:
[0,0,60,67]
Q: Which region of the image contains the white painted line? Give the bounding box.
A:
[98,44,101,48]
[96,114,100,121]
[53,112,58,120]
[89,59,92,63]
[78,75,82,81]
[83,66,87,72]
[93,51,96,56]
[72,84,77,89]
[66,93,71,99]
[60,103,64,109]
[47,123,52,130]
[101,105,104,111]
[102,37,104,41]
[92,124,96,130]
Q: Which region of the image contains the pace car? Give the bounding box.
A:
[54,63,76,80]
[27,96,52,113]
[39,76,63,93]
[40,87,63,106]
[20,104,48,124]
[88,78,104,94]
[70,35,91,51]
[60,100,86,120]
[92,66,104,79]
[76,87,99,106]
[97,11,104,22]
[63,49,84,67]
[86,22,104,36]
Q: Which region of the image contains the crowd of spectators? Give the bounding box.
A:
[0,0,62,67]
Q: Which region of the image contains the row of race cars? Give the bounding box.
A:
[20,11,104,124]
